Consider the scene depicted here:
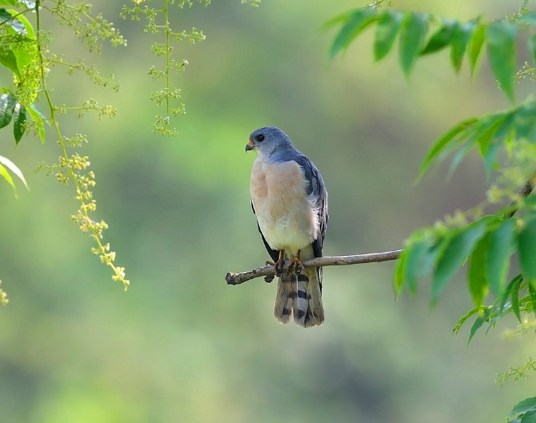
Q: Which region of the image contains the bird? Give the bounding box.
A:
[246,126,328,327]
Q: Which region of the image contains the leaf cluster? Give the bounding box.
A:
[120,0,207,136]
[497,357,536,386]
[391,99,536,335]
[327,6,536,102]
[0,1,129,287]
[395,210,536,310]
[327,4,536,420]
[327,1,536,333]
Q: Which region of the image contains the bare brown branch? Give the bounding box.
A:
[225,249,403,285]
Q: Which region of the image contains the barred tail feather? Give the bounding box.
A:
[273,268,324,328]
[273,273,293,324]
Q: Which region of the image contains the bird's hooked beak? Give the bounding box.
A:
[245,139,255,152]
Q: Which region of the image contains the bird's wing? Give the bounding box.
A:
[294,154,328,258]
[251,201,279,262]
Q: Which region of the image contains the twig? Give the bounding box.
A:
[225,249,403,285]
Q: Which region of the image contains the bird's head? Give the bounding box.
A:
[245,126,293,157]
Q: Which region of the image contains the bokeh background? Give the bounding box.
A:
[1,0,534,422]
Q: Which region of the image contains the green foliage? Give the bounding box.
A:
[486,20,517,101]
[498,357,536,386]
[328,6,536,102]
[0,1,255,292]
[419,99,536,178]
[508,397,536,423]
[0,153,28,196]
[336,3,536,332]
[120,0,207,136]
[0,0,130,288]
[398,12,428,76]
[329,2,536,421]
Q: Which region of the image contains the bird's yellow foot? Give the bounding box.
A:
[289,253,303,275]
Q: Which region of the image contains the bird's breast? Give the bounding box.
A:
[250,159,318,253]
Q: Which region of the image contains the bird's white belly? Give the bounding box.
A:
[250,159,319,256]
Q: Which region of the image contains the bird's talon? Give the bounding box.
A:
[274,260,285,277]
[288,256,304,275]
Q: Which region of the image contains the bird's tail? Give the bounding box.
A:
[273,267,324,327]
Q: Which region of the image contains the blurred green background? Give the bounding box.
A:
[1,1,534,422]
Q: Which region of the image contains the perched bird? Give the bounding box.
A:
[246,126,328,327]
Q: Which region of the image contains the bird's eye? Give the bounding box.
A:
[255,134,265,142]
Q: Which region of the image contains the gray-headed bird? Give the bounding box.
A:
[246,126,328,327]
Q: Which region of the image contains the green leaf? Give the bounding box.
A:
[0,8,25,34]
[0,1,21,5]
[521,411,536,423]
[399,12,429,76]
[529,283,536,318]
[421,20,456,55]
[467,22,486,75]
[452,306,481,334]
[518,218,536,281]
[394,234,438,296]
[513,98,536,140]
[13,102,26,143]
[329,8,378,59]
[0,154,28,190]
[418,117,478,178]
[450,21,475,73]
[12,42,34,75]
[432,219,489,302]
[483,141,501,176]
[394,248,407,295]
[0,162,15,191]
[481,111,514,176]
[486,20,517,102]
[403,238,434,293]
[511,397,536,418]
[475,113,508,157]
[511,275,522,321]
[446,138,477,179]
[323,9,356,30]
[26,103,46,143]
[374,10,403,61]
[0,154,28,197]
[0,47,19,76]
[486,219,515,297]
[468,306,491,342]
[468,233,491,306]
[6,9,35,39]
[499,275,523,313]
[0,92,16,128]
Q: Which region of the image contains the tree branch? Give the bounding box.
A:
[225,249,403,285]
